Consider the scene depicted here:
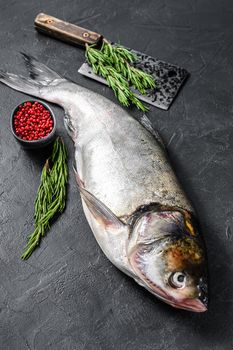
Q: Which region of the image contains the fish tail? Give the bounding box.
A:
[0,53,64,101]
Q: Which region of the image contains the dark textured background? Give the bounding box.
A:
[0,1,233,349]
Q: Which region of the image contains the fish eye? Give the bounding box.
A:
[169,272,186,289]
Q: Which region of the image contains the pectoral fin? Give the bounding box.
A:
[73,164,125,229]
[80,187,125,229]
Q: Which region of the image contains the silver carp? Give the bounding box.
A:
[0,54,208,312]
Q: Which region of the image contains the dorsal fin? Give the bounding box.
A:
[139,114,166,150]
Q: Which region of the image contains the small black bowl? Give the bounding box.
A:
[11,100,56,149]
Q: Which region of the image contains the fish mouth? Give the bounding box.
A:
[130,249,208,312]
[166,281,208,312]
[168,297,207,312]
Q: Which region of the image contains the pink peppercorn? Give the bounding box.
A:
[13,102,54,141]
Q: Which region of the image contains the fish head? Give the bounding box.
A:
[128,210,208,312]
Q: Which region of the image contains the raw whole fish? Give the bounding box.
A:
[0,54,208,312]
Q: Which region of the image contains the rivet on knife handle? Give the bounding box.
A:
[34,13,103,47]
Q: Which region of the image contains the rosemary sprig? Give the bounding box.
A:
[21,137,68,260]
[85,40,156,111]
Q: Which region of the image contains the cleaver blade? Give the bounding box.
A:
[78,49,189,110]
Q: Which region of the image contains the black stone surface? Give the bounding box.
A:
[0,1,233,349]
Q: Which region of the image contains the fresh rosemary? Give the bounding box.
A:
[21,137,68,260]
[85,40,156,111]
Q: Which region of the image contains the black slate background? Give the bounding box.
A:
[0,1,233,349]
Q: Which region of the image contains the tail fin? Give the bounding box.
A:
[0,53,63,100]
[21,53,61,83]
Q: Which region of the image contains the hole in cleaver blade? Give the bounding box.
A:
[78,48,189,110]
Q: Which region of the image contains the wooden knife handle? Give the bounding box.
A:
[35,13,103,47]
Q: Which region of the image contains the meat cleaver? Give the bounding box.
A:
[35,13,189,110]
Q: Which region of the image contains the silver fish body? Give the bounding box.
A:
[66,82,192,216]
[0,54,208,312]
